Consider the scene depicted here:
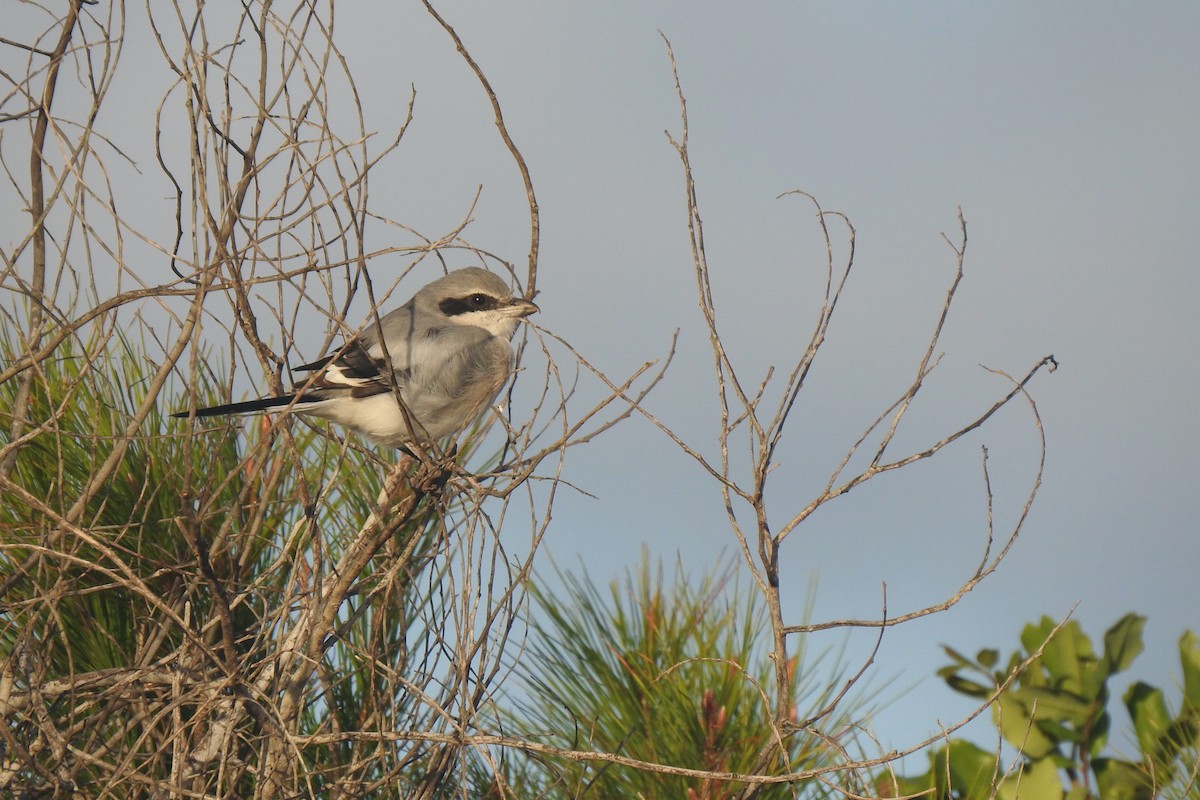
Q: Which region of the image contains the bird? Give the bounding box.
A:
[173,267,539,448]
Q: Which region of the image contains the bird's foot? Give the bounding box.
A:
[408,456,453,493]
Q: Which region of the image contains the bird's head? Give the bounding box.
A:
[424,267,539,339]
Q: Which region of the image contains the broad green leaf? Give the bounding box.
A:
[946,673,994,699]
[938,664,967,679]
[1044,752,1077,770]
[1157,716,1200,776]
[1039,620,1098,696]
[943,644,977,669]
[997,757,1063,800]
[1004,650,1027,681]
[1013,685,1093,726]
[909,745,955,799]
[1038,718,1082,745]
[880,772,938,798]
[945,740,1000,800]
[1125,681,1170,757]
[1103,613,1146,675]
[1020,616,1060,655]
[1087,708,1111,758]
[1094,756,1155,800]
[977,648,1000,669]
[1180,630,1200,711]
[996,691,1059,758]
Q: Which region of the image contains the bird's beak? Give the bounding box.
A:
[505,297,540,318]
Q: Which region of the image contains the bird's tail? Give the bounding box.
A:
[170,394,300,419]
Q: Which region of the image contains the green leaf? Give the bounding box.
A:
[1020,616,1060,655]
[977,648,1000,669]
[1103,613,1146,675]
[1013,685,1093,726]
[1156,716,1200,780]
[1124,681,1171,757]
[1039,620,1099,697]
[946,673,994,699]
[1087,707,1111,758]
[943,644,977,669]
[1037,718,1082,745]
[880,771,939,799]
[937,664,960,679]
[945,740,1000,800]
[1094,757,1155,800]
[996,757,1063,800]
[1180,630,1200,711]
[886,745,951,798]
[995,691,1059,758]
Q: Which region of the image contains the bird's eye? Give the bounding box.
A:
[470,294,488,306]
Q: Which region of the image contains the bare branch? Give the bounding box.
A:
[420,0,540,295]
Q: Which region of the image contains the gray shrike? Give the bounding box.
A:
[174,267,539,448]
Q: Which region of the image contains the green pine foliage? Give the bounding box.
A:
[1,330,258,673]
[475,555,876,799]
[0,328,442,795]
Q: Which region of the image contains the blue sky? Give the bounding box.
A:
[335,2,1198,753]
[8,0,1198,764]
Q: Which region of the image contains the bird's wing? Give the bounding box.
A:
[293,304,418,399]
